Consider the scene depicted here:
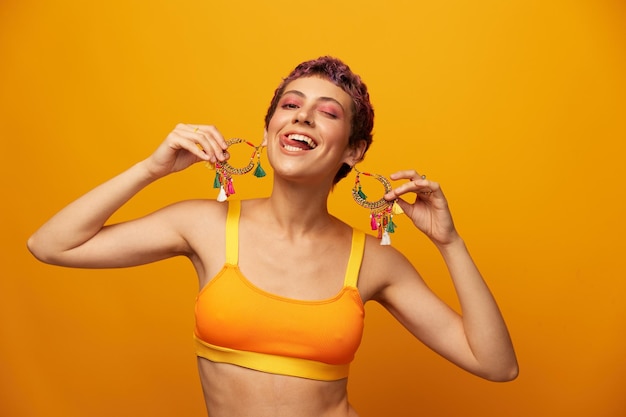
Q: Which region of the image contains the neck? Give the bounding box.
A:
[264,176,335,236]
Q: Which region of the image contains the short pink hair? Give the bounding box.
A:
[264,56,375,184]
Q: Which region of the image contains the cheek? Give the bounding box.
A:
[327,122,352,143]
[266,112,286,134]
[264,140,280,170]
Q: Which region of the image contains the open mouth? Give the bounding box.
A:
[283,133,317,151]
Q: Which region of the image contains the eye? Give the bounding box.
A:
[279,97,300,110]
[318,106,340,119]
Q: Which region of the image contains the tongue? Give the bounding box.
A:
[286,138,312,150]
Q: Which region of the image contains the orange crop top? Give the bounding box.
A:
[194,200,365,381]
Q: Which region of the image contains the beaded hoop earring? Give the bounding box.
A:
[352,167,402,245]
[209,138,266,202]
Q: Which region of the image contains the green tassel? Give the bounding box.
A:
[357,186,367,200]
[213,172,221,189]
[254,162,266,178]
[386,219,397,233]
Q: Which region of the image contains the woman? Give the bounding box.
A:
[28,56,518,417]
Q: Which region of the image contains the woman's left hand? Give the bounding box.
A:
[384,170,459,247]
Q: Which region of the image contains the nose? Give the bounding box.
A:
[293,107,315,127]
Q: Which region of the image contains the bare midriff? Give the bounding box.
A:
[197,358,360,417]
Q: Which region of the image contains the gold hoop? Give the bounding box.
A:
[218,138,259,175]
[351,168,393,212]
[211,137,266,202]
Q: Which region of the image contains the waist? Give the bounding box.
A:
[197,357,358,417]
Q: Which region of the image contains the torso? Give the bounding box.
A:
[183,198,387,417]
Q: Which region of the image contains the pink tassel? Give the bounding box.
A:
[226,178,235,196]
[370,214,378,231]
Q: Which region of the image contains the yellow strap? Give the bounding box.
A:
[343,229,365,288]
[225,200,240,265]
[194,335,349,381]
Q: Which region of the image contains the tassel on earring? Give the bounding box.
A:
[226,177,235,195]
[207,138,266,201]
[253,147,266,178]
[369,213,378,231]
[352,168,400,246]
[381,230,391,245]
[213,171,221,189]
[217,185,228,202]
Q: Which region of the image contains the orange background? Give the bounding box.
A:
[2,1,625,416]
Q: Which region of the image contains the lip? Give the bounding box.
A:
[280,131,319,151]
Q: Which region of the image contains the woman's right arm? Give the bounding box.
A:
[27,123,229,268]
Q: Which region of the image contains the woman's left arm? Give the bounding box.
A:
[377,170,518,381]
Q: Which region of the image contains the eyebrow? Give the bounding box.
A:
[282,90,346,112]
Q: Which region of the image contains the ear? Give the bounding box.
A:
[343,139,368,166]
[261,129,268,147]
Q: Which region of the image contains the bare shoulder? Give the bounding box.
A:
[357,233,420,302]
[165,198,229,239]
[164,199,232,281]
[165,198,228,215]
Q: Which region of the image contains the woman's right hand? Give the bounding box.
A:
[143,123,230,178]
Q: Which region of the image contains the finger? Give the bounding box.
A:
[416,188,435,199]
[198,125,228,150]
[177,123,206,136]
[414,181,442,203]
[205,127,232,163]
[385,171,432,199]
[167,131,211,161]
[181,130,215,157]
[389,170,426,181]
[385,182,432,200]
[180,129,216,161]
[185,124,228,163]
[196,132,226,163]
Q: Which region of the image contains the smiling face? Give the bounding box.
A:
[264,57,375,184]
[265,76,362,185]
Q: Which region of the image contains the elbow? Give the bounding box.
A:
[27,234,45,262]
[490,368,519,383]
[27,234,57,265]
[484,361,519,382]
